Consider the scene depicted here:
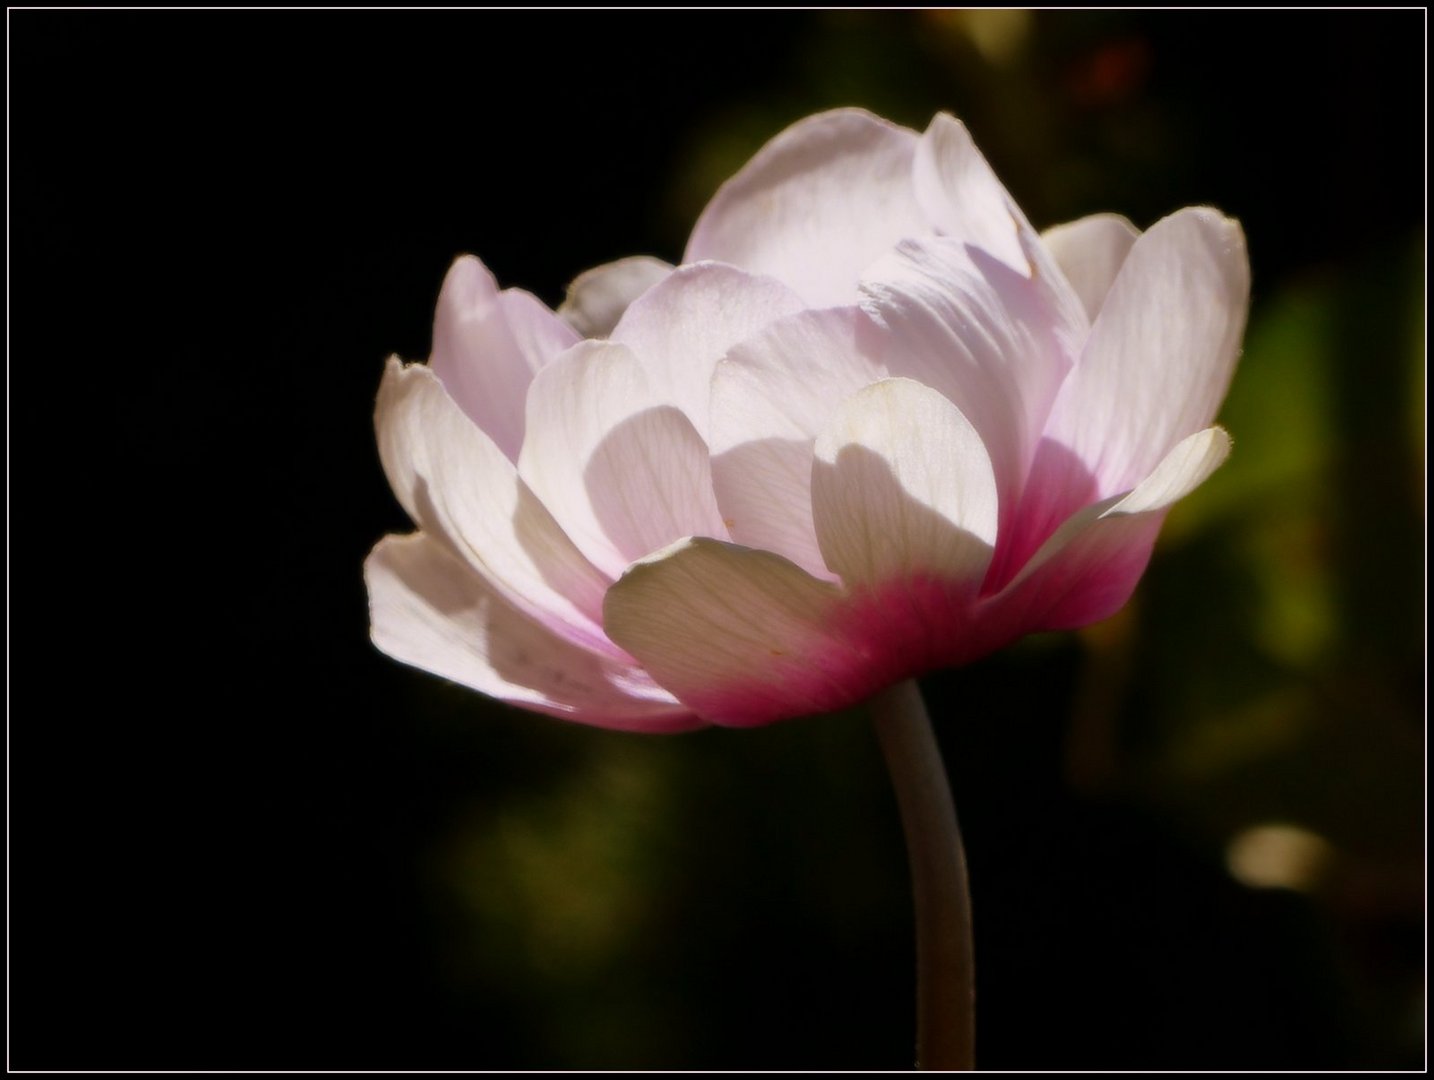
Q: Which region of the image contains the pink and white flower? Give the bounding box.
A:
[366,108,1249,730]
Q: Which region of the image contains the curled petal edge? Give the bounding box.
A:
[990,426,1232,633]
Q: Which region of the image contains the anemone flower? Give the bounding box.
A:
[367,108,1249,1069]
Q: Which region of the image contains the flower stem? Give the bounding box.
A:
[871,679,975,1071]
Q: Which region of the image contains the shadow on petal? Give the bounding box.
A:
[368,532,695,731]
[582,406,730,566]
[813,443,997,680]
[984,436,1101,595]
[509,482,615,631]
[711,434,835,580]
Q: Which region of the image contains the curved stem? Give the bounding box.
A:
[871,679,975,1071]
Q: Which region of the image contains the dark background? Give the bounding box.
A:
[11,10,1424,1070]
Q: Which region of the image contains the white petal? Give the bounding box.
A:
[603,537,875,726]
[812,378,998,592]
[518,341,730,577]
[1040,207,1250,498]
[367,533,699,732]
[912,113,1030,272]
[1040,213,1140,321]
[993,427,1231,631]
[429,256,580,462]
[557,255,674,338]
[610,262,805,437]
[708,307,887,577]
[860,236,1078,538]
[684,108,927,306]
[1108,424,1232,515]
[375,358,616,655]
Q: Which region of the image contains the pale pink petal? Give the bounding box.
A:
[610,262,806,437]
[989,426,1232,633]
[1017,223,1093,354]
[429,256,580,461]
[557,255,674,338]
[1039,208,1249,499]
[367,533,700,733]
[518,341,730,578]
[812,378,998,592]
[860,236,1078,541]
[602,538,880,726]
[1040,213,1141,321]
[912,113,1030,272]
[684,109,927,306]
[375,358,617,656]
[708,307,887,578]
[499,289,583,370]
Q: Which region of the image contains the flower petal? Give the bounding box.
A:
[518,341,730,578]
[610,262,805,438]
[500,290,583,370]
[429,255,580,462]
[708,307,887,577]
[367,532,700,732]
[992,426,1231,632]
[1109,423,1232,516]
[1039,213,1140,321]
[860,236,1078,540]
[912,113,1030,272]
[684,108,926,306]
[375,357,616,655]
[1039,208,1249,499]
[603,537,877,726]
[557,255,673,338]
[812,378,999,592]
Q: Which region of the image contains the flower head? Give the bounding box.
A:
[366,108,1248,730]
